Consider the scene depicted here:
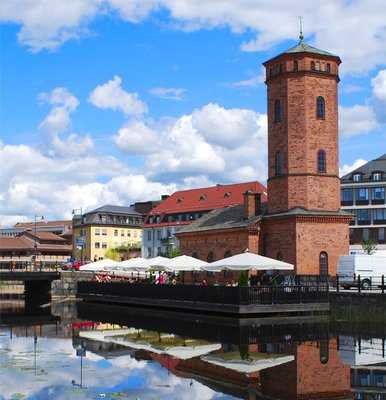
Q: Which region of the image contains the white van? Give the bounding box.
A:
[338,255,386,289]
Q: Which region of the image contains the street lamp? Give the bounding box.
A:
[72,342,87,388]
[34,215,44,271]
[72,208,84,262]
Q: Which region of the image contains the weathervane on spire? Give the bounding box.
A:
[299,16,304,42]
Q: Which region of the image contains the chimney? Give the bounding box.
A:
[243,191,261,218]
[161,195,170,201]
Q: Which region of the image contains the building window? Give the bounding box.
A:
[341,188,353,202]
[316,96,325,119]
[379,228,385,242]
[357,209,370,223]
[147,247,152,257]
[157,230,161,240]
[353,173,362,182]
[95,229,100,236]
[192,252,199,259]
[315,61,321,71]
[207,252,214,263]
[114,229,118,237]
[147,231,152,241]
[319,252,328,276]
[121,230,125,237]
[224,250,232,258]
[311,61,315,70]
[363,228,370,241]
[319,340,329,364]
[102,242,107,249]
[102,229,107,236]
[157,247,162,256]
[326,63,331,73]
[293,60,298,71]
[373,187,385,201]
[373,172,383,181]
[127,231,131,237]
[317,150,326,173]
[374,208,386,222]
[356,188,369,201]
[95,242,100,249]
[275,151,283,176]
[274,99,282,123]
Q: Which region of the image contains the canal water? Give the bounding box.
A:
[1,299,386,399]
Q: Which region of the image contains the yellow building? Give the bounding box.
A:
[72,205,144,261]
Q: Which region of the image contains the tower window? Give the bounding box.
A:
[319,252,328,276]
[316,96,325,119]
[293,60,298,71]
[274,99,282,123]
[317,150,326,173]
[275,151,283,176]
[207,251,214,263]
[311,61,316,70]
[326,63,331,73]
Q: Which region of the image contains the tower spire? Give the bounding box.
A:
[298,16,304,43]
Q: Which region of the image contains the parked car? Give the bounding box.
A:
[338,255,386,289]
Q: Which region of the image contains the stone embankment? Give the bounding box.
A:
[51,271,94,299]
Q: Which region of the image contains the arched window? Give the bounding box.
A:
[275,151,283,176]
[274,100,282,123]
[319,252,328,276]
[224,250,232,258]
[207,251,214,263]
[317,96,325,119]
[311,61,315,70]
[317,150,326,173]
[293,60,298,72]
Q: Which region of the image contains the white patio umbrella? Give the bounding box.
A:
[119,257,146,267]
[201,354,294,373]
[203,250,293,271]
[165,255,209,272]
[145,256,172,271]
[80,258,118,271]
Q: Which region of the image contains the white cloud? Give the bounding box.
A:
[339,104,379,137]
[113,120,160,154]
[89,75,147,116]
[114,103,268,184]
[0,140,176,225]
[340,158,368,177]
[39,87,94,156]
[372,69,386,102]
[3,1,386,74]
[149,87,186,101]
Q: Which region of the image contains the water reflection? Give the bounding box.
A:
[1,300,386,399]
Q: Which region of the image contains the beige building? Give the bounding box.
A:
[73,205,144,261]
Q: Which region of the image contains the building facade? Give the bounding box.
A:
[341,154,386,253]
[142,182,267,258]
[0,230,72,269]
[72,205,144,261]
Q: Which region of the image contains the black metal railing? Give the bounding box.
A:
[335,274,386,293]
[77,281,329,306]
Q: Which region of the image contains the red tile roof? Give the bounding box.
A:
[146,181,267,223]
[24,231,67,242]
[14,220,72,229]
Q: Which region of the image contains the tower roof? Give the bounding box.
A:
[264,39,340,65]
[284,41,338,57]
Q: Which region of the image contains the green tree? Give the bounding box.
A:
[168,247,181,258]
[362,239,377,255]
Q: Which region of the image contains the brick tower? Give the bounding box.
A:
[261,34,351,275]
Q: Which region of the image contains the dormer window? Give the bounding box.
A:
[224,192,231,198]
[373,172,382,181]
[353,173,362,182]
[177,197,183,203]
[199,194,207,201]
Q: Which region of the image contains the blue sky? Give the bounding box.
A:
[1,1,386,224]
